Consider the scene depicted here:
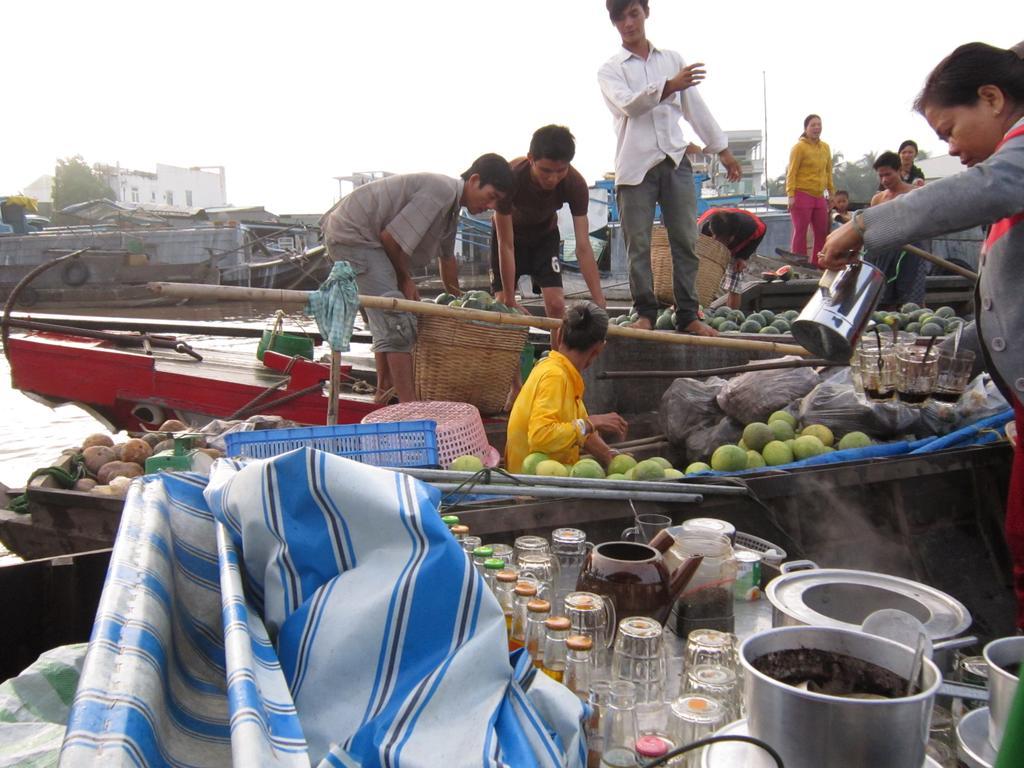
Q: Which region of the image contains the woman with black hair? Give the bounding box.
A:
[786,114,835,266]
[821,40,1024,628]
[505,302,628,473]
[898,139,927,186]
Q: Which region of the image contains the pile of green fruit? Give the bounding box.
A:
[468,451,688,482]
[867,303,965,337]
[434,290,518,314]
[610,306,800,334]
[685,411,874,474]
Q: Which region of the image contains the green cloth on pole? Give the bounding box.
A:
[305,261,359,352]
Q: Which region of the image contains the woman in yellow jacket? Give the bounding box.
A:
[505,302,628,473]
[786,114,835,266]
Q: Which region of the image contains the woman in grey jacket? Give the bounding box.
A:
[820,40,1024,628]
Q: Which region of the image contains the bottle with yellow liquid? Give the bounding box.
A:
[541,616,570,682]
[509,581,538,651]
[563,634,593,699]
[493,570,518,639]
[524,598,551,666]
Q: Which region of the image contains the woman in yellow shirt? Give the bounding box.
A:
[786,114,835,266]
[505,302,628,473]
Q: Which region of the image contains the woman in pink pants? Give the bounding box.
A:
[786,114,835,266]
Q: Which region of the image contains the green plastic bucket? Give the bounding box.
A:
[520,342,536,381]
[257,330,314,362]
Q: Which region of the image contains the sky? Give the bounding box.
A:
[3,1,1021,214]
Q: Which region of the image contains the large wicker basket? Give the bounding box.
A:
[414,314,528,416]
[651,230,732,307]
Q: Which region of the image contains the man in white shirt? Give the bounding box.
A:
[598,0,741,335]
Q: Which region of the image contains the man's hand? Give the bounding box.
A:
[818,222,864,270]
[733,259,748,273]
[668,62,706,94]
[398,274,420,302]
[590,412,629,441]
[719,149,742,182]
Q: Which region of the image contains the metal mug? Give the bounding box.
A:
[983,635,1024,750]
[791,261,885,362]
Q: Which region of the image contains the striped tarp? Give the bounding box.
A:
[61,449,585,767]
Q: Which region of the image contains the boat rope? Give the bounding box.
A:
[229,381,327,420]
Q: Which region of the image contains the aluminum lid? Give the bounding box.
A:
[766,568,971,641]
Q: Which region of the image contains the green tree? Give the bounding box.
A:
[51,156,115,211]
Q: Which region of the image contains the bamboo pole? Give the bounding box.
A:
[327,350,340,425]
[147,281,812,357]
[901,244,979,282]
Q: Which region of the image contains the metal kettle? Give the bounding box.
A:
[791,261,885,362]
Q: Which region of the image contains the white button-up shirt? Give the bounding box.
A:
[598,43,729,186]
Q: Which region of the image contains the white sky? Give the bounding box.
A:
[3,1,1021,214]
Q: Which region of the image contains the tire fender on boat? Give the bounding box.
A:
[61,260,90,287]
[131,403,166,427]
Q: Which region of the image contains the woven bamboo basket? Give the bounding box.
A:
[651,230,732,307]
[414,314,528,415]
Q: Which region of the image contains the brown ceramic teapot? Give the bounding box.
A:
[575,541,702,625]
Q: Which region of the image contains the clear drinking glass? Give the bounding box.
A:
[857,338,897,401]
[564,591,616,672]
[933,348,975,403]
[460,535,482,554]
[683,629,739,673]
[896,345,939,405]
[599,681,640,768]
[667,695,726,768]
[621,513,673,544]
[684,664,742,720]
[550,528,590,605]
[611,616,666,705]
[516,553,559,601]
[488,543,515,566]
[514,535,550,565]
[587,680,612,768]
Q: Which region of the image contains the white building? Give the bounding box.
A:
[705,129,765,197]
[916,155,965,181]
[95,163,227,210]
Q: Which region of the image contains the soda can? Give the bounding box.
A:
[733,550,762,601]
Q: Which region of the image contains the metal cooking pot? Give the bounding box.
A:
[791,261,884,362]
[741,626,942,768]
[767,562,971,640]
[983,635,1023,750]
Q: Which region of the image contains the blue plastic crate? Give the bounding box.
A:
[224,420,439,468]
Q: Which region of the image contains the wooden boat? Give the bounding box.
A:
[5,329,381,433]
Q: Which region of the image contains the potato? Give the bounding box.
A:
[83,445,117,475]
[82,433,114,450]
[153,439,175,454]
[109,476,133,495]
[74,478,97,491]
[141,432,164,449]
[97,461,144,485]
[90,485,117,496]
[158,419,187,432]
[121,438,153,466]
[112,443,126,461]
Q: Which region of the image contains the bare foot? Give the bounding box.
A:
[679,319,719,337]
[628,317,654,330]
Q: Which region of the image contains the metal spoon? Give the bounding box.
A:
[906,632,927,697]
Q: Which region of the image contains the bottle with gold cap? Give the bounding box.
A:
[563,634,593,699]
[493,570,519,638]
[509,581,538,651]
[541,616,571,681]
[524,598,551,667]
[450,524,470,544]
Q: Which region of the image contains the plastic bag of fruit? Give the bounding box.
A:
[716,360,821,425]
[660,376,727,446]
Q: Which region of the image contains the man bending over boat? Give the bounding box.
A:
[491,125,607,323]
[505,302,628,473]
[321,155,514,402]
[698,208,767,310]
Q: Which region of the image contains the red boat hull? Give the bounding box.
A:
[7,332,380,432]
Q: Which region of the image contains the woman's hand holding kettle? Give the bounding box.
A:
[818,219,865,271]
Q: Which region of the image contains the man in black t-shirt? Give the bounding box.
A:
[491,125,606,320]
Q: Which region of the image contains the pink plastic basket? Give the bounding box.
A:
[362,401,498,469]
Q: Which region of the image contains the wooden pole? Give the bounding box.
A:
[901,244,979,282]
[327,350,341,425]
[147,281,812,357]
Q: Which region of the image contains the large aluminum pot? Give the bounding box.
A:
[791,261,885,362]
[983,635,1024,750]
[767,563,971,641]
[741,626,941,768]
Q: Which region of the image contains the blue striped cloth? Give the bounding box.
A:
[62,450,585,767]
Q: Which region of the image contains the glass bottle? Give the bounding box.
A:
[564,634,593,700]
[460,535,482,555]
[541,616,571,681]
[483,558,505,591]
[489,543,515,567]
[587,680,612,768]
[509,581,538,651]
[524,598,551,666]
[599,680,639,768]
[493,570,519,638]
[449,524,470,544]
[471,546,494,576]
[441,514,460,529]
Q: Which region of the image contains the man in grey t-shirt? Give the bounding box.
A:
[321,153,513,403]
